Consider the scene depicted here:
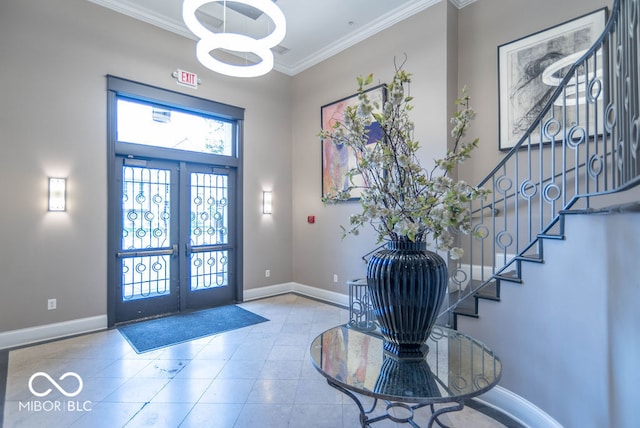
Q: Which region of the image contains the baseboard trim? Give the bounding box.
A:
[243,282,296,301]
[243,282,349,307]
[0,282,344,350]
[290,282,349,307]
[477,385,563,428]
[0,315,107,350]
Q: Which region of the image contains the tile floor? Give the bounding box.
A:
[1,294,513,427]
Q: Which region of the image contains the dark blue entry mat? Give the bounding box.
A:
[119,305,269,353]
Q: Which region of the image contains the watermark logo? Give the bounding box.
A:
[28,372,83,397]
[19,371,92,413]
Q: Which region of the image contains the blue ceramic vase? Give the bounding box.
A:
[367,240,448,359]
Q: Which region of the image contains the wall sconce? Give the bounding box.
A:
[48,177,67,212]
[262,191,272,214]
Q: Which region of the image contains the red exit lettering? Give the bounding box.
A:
[176,69,198,89]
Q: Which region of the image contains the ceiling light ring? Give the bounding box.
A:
[196,33,274,78]
[183,0,286,48]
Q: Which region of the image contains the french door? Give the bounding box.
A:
[114,157,237,323]
[107,76,244,326]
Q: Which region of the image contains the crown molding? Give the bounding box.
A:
[449,0,478,8]
[284,0,442,75]
[86,0,477,76]
[87,0,196,40]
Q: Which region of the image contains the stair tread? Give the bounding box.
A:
[475,282,500,301]
[517,254,544,263]
[453,299,478,317]
[496,269,522,283]
[452,294,476,313]
[538,233,565,240]
[453,307,479,318]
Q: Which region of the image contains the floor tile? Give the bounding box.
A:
[102,377,170,403]
[246,379,298,404]
[289,404,344,428]
[70,402,144,428]
[215,359,265,379]
[198,378,254,404]
[266,344,306,361]
[294,378,343,405]
[150,378,212,403]
[3,399,86,428]
[258,359,303,380]
[172,359,226,380]
[232,403,292,428]
[133,359,189,379]
[94,358,154,379]
[178,403,242,428]
[2,294,516,427]
[124,402,194,427]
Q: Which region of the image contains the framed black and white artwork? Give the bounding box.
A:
[498,8,607,150]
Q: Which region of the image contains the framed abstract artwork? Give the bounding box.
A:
[498,8,607,150]
[321,84,386,200]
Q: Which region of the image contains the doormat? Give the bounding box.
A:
[118,305,269,353]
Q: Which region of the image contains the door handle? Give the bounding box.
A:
[172,244,179,258]
[117,248,175,258]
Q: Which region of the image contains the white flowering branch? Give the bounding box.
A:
[319,64,489,258]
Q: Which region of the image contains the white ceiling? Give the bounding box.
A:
[87,0,476,76]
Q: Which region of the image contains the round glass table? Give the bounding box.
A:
[310,325,501,427]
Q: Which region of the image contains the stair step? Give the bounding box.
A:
[495,270,522,283]
[475,282,500,301]
[516,254,544,263]
[452,296,478,330]
[453,306,479,318]
[538,233,565,240]
[451,291,476,312]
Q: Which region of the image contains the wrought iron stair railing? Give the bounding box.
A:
[439,0,640,324]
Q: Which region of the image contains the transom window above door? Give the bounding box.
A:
[116,98,235,156]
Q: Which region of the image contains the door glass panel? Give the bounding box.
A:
[121,166,172,301]
[122,255,171,300]
[190,250,229,291]
[116,98,234,156]
[190,172,228,291]
[190,173,228,246]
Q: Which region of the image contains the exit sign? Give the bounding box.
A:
[176,69,198,89]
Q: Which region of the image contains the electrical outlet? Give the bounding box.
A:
[265,269,271,278]
[333,274,338,283]
[47,298,57,310]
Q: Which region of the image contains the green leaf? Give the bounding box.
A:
[364,73,374,85]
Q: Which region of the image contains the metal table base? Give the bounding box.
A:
[328,379,464,428]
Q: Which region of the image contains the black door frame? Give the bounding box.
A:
[106,76,244,327]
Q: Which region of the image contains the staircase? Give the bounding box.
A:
[440,0,640,327]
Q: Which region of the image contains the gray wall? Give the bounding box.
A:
[291,1,456,293]
[0,0,292,332]
[457,0,610,184]
[606,211,640,428]
[457,211,639,428]
[289,0,612,293]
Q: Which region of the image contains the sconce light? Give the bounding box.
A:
[48,177,67,212]
[262,190,272,214]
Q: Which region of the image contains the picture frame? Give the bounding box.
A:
[498,8,607,151]
[321,84,386,200]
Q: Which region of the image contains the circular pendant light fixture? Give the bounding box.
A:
[183,0,286,78]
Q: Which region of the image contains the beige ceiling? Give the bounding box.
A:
[87,0,475,76]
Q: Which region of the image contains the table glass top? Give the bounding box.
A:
[310,325,501,403]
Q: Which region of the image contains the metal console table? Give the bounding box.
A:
[310,325,501,428]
